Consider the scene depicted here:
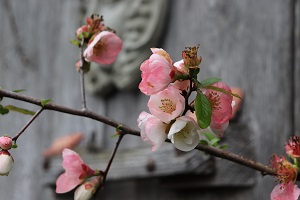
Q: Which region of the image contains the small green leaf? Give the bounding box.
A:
[5,105,35,115]
[199,139,209,145]
[41,99,52,107]
[70,39,80,47]
[11,144,18,149]
[210,138,220,147]
[219,144,229,149]
[200,78,222,87]
[116,125,123,133]
[0,105,9,115]
[202,132,215,141]
[204,85,242,99]
[12,89,26,93]
[195,92,212,129]
[111,134,119,138]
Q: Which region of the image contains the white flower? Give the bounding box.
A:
[0,150,14,176]
[168,116,200,151]
[74,176,102,200]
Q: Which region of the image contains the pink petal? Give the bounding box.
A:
[56,172,82,193]
[271,182,300,200]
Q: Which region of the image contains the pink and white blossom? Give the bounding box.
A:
[285,136,300,158]
[271,182,300,200]
[137,112,168,151]
[139,48,176,95]
[0,136,12,150]
[84,31,122,65]
[0,150,13,176]
[56,148,96,193]
[168,116,201,152]
[174,59,189,74]
[148,86,185,123]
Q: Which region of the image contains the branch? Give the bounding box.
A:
[79,37,87,110]
[0,88,275,176]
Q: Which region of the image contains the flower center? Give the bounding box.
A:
[159,98,176,114]
[207,92,221,110]
[93,40,107,56]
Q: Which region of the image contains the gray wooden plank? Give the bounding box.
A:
[295,0,300,136]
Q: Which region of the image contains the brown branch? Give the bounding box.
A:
[79,37,87,110]
[12,107,44,141]
[0,88,275,176]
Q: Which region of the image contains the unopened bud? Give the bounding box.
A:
[0,136,12,150]
[0,150,14,176]
[74,176,102,200]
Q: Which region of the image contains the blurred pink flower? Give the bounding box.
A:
[0,150,14,176]
[174,59,189,74]
[84,31,122,65]
[148,86,185,123]
[168,116,200,152]
[271,182,300,200]
[56,148,96,193]
[139,48,175,95]
[137,111,168,151]
[0,136,12,150]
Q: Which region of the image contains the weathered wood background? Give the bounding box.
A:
[0,0,299,199]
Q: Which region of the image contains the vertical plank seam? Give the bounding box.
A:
[291,0,296,136]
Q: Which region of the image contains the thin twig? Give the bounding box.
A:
[12,107,44,141]
[79,37,87,110]
[103,133,124,185]
[0,88,275,176]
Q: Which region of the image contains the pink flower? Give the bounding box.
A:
[74,176,102,200]
[286,136,300,158]
[271,182,300,200]
[84,31,123,65]
[171,80,191,91]
[204,82,233,125]
[168,116,201,152]
[174,59,189,74]
[270,155,298,184]
[148,86,185,123]
[139,48,176,95]
[137,112,168,151]
[56,148,96,193]
[0,136,12,150]
[0,150,14,176]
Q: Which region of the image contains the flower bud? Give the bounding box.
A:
[0,136,12,150]
[0,150,14,176]
[74,176,102,200]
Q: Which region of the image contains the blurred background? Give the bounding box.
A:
[0,0,299,199]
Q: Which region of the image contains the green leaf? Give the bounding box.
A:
[202,132,215,141]
[204,85,242,99]
[12,89,26,93]
[11,144,18,149]
[210,138,220,147]
[41,99,52,107]
[111,134,120,138]
[70,39,80,47]
[219,144,229,150]
[5,105,35,115]
[200,78,222,87]
[199,139,209,145]
[0,105,9,115]
[195,92,212,129]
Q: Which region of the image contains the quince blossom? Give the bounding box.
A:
[0,150,14,176]
[56,148,97,193]
[0,136,12,150]
[137,112,168,151]
[139,48,176,95]
[74,176,102,200]
[148,86,185,123]
[84,31,123,65]
[286,136,300,158]
[271,182,300,200]
[168,116,201,152]
[174,59,189,75]
[270,155,298,184]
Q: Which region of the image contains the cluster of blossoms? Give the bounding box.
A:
[137,47,234,152]
[73,14,123,71]
[270,136,300,200]
[56,148,103,200]
[0,136,13,176]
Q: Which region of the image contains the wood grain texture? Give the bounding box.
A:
[0,0,297,200]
